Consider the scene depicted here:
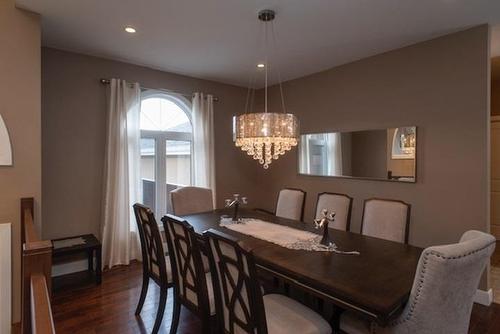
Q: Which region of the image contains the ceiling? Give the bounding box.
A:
[16,0,500,87]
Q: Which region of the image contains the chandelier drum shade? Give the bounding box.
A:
[234,113,299,168]
[233,9,300,169]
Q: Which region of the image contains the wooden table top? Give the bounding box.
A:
[181,208,422,325]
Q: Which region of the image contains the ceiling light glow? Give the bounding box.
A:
[125,26,136,34]
[257,63,265,68]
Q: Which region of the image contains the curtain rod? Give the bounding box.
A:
[99,78,219,102]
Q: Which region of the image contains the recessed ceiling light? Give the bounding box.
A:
[125,26,136,34]
[257,63,265,68]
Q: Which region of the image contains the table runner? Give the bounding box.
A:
[220,217,359,254]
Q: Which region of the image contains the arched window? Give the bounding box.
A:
[139,91,192,215]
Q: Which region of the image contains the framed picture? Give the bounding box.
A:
[391,126,416,160]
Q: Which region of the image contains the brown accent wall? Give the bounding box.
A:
[41,48,257,239]
[253,25,490,250]
[0,0,41,324]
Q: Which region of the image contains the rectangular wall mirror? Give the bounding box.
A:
[0,115,12,166]
[298,126,416,182]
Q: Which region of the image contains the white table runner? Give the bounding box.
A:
[220,218,359,254]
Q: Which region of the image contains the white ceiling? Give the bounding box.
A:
[16,0,500,87]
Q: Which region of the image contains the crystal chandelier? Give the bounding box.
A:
[233,9,299,169]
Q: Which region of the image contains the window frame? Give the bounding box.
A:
[140,90,193,217]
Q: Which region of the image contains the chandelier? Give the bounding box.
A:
[233,9,299,169]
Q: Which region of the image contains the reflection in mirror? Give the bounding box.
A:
[0,114,12,166]
[299,127,416,182]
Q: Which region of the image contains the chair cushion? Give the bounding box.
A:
[339,311,372,334]
[205,272,216,315]
[263,294,331,334]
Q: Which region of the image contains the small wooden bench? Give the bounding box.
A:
[52,234,102,285]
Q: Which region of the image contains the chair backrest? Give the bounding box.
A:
[361,198,411,243]
[161,214,211,315]
[315,192,353,231]
[275,188,306,221]
[171,186,214,216]
[133,204,168,284]
[390,230,495,333]
[204,229,267,334]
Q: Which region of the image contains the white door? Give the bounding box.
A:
[491,116,500,239]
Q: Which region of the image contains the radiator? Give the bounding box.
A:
[0,223,11,334]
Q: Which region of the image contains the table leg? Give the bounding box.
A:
[88,250,94,272]
[96,246,102,285]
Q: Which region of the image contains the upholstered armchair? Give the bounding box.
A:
[170,186,214,216]
[340,230,496,334]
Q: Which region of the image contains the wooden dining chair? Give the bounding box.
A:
[170,186,214,216]
[161,214,216,334]
[360,198,411,244]
[133,204,173,334]
[315,192,353,231]
[340,230,496,334]
[204,228,332,334]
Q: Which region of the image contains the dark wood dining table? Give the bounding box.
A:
[180,208,423,326]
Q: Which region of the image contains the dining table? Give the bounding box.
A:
[180,208,423,326]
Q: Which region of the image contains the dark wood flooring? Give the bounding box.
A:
[51,261,500,334]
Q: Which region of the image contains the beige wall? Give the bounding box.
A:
[0,0,41,324]
[253,26,490,251]
[42,48,258,239]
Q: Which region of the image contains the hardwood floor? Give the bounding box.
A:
[51,261,500,333]
[52,262,201,333]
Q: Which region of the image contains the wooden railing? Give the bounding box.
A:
[21,198,55,334]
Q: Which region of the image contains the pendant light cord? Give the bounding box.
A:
[264,19,269,114]
[271,21,287,114]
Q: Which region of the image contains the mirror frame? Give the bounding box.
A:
[297,126,417,183]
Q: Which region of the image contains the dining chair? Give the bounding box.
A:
[258,188,306,221]
[339,230,496,334]
[315,192,353,231]
[170,186,214,216]
[204,228,332,334]
[161,214,216,334]
[133,204,173,334]
[360,198,411,244]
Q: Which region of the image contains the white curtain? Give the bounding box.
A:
[102,79,142,269]
[192,93,216,203]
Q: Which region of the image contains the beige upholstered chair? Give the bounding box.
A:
[170,186,214,216]
[315,192,353,231]
[361,198,411,244]
[275,188,306,221]
[161,214,216,334]
[340,230,496,334]
[204,229,332,334]
[133,204,173,334]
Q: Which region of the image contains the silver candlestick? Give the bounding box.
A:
[224,194,248,222]
[314,209,336,246]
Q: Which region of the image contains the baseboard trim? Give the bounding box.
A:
[52,259,92,277]
[474,288,493,306]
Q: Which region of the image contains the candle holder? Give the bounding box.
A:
[224,194,248,223]
[314,209,336,246]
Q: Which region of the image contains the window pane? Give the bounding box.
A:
[140,138,156,213]
[166,140,191,213]
[140,97,192,132]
